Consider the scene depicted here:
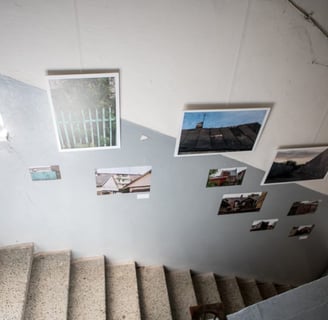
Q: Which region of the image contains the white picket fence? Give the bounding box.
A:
[56,107,116,149]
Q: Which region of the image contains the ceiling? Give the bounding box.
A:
[0,0,327,194]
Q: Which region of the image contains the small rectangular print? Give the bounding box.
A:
[29,165,61,181]
[218,192,267,215]
[95,166,151,195]
[250,219,278,232]
[206,167,246,187]
[287,200,320,216]
[288,224,315,237]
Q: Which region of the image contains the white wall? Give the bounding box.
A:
[0,0,327,194]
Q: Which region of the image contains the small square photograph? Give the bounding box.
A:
[262,146,328,185]
[206,167,246,187]
[288,224,315,237]
[218,192,267,215]
[95,166,151,195]
[29,165,61,181]
[250,219,278,232]
[287,200,320,216]
[175,108,270,156]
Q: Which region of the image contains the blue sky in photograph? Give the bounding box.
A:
[181,109,268,130]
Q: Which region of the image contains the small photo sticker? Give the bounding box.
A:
[287,200,320,216]
[206,167,246,188]
[95,166,152,196]
[29,165,61,181]
[250,219,278,232]
[218,192,267,215]
[288,224,315,238]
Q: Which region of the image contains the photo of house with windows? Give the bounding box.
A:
[218,192,267,215]
[95,166,151,195]
[206,167,246,187]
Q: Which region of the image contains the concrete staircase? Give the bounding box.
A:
[0,243,295,320]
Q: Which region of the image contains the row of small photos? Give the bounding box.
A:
[29,164,318,239]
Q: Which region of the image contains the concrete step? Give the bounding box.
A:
[165,270,197,320]
[68,256,106,320]
[137,266,172,320]
[216,276,245,314]
[237,278,263,306]
[275,283,292,294]
[24,251,71,320]
[192,272,221,305]
[257,281,278,299]
[106,263,141,320]
[0,243,34,320]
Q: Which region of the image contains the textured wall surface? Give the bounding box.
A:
[0,74,327,285]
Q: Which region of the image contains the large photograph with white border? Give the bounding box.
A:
[47,72,120,151]
[262,146,328,185]
[174,108,270,156]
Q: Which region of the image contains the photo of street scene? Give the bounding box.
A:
[29,165,61,181]
[175,108,270,156]
[206,167,246,187]
[262,146,328,185]
[95,166,151,195]
[287,200,320,216]
[218,192,267,215]
[250,219,278,232]
[288,224,315,237]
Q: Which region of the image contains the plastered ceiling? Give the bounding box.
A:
[0,0,327,194]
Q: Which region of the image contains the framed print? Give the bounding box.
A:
[206,167,246,187]
[95,166,152,195]
[287,200,320,216]
[47,72,120,151]
[250,219,278,232]
[218,192,267,215]
[262,146,328,185]
[29,165,61,181]
[174,108,270,156]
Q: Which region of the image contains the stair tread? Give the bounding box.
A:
[0,243,34,320]
[237,278,263,306]
[24,251,71,320]
[137,266,172,320]
[68,256,106,320]
[106,263,141,320]
[216,276,245,314]
[166,270,197,320]
[192,273,222,305]
[257,281,278,299]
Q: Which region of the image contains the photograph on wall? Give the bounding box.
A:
[287,200,321,216]
[250,219,278,232]
[174,108,270,156]
[47,72,120,151]
[206,167,246,187]
[29,165,61,181]
[262,146,328,185]
[95,166,152,195]
[288,224,315,237]
[218,192,267,215]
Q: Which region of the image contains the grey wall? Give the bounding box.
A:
[0,74,327,285]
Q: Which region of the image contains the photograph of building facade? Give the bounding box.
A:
[206,167,246,187]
